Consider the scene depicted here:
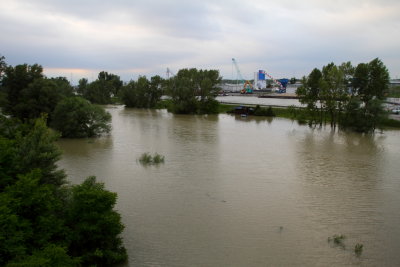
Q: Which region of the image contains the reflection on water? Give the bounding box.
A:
[57,106,400,266]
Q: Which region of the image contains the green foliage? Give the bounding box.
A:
[328,234,346,248]
[1,64,74,121]
[66,176,127,266]
[120,75,164,108]
[198,98,219,114]
[84,80,112,104]
[0,171,67,263]
[139,152,165,165]
[167,68,222,114]
[81,71,123,104]
[153,153,165,164]
[51,97,111,138]
[253,105,276,116]
[354,243,363,257]
[296,58,390,132]
[379,117,400,128]
[2,63,44,117]
[7,245,79,267]
[77,78,88,96]
[387,85,400,98]
[0,116,66,188]
[0,116,127,266]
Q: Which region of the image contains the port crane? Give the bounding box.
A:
[232,58,253,94]
[261,70,289,93]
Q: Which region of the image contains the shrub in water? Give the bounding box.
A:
[153,153,165,164]
[139,153,165,165]
[328,234,346,248]
[139,153,153,165]
[355,243,363,256]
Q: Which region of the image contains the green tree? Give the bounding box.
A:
[98,71,123,96]
[84,80,111,104]
[1,64,73,122]
[168,70,198,114]
[14,79,67,121]
[0,171,67,265]
[51,97,111,138]
[297,59,389,132]
[6,245,79,267]
[83,72,123,104]
[319,63,348,128]
[0,116,127,266]
[66,176,127,266]
[120,75,164,108]
[296,68,323,125]
[0,116,65,188]
[2,64,44,117]
[77,78,88,96]
[149,75,164,107]
[167,68,221,114]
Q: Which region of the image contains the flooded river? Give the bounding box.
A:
[57,106,400,266]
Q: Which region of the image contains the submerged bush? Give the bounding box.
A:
[355,243,363,256]
[139,153,165,165]
[328,234,346,248]
[152,153,165,164]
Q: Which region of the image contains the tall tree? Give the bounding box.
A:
[82,71,122,104]
[77,78,88,96]
[167,68,221,114]
[296,68,322,125]
[2,64,44,116]
[51,97,111,138]
[120,75,164,108]
[66,176,127,266]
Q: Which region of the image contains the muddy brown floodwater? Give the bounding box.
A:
[57,106,400,266]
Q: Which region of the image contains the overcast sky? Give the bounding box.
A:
[1,0,399,83]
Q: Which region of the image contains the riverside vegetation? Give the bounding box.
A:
[296,58,392,132]
[0,116,127,266]
[0,57,126,265]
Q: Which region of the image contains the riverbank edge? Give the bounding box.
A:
[218,103,400,130]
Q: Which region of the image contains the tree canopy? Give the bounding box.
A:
[51,97,111,138]
[0,116,127,266]
[0,57,111,138]
[167,68,221,114]
[78,71,123,104]
[120,75,164,108]
[296,58,390,132]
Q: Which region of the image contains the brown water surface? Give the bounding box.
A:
[57,106,400,266]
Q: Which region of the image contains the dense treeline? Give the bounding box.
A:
[119,68,222,114]
[76,67,222,115]
[0,56,111,138]
[0,116,127,266]
[296,58,390,132]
